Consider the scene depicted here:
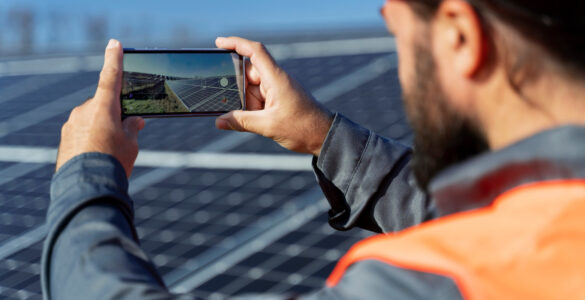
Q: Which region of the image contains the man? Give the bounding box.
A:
[42,0,585,299]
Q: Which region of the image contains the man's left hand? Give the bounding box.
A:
[56,39,144,178]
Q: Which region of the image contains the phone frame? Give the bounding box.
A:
[121,48,246,118]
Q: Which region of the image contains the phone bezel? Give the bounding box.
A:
[121,48,246,118]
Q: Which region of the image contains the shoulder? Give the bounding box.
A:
[303,259,463,300]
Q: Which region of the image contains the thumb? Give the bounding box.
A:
[216,110,266,134]
[123,116,145,139]
[95,39,124,112]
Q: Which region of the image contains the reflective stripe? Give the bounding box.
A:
[327,180,585,299]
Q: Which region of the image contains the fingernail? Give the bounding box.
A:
[216,37,225,42]
[106,39,118,49]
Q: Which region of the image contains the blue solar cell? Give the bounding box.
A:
[232,277,279,294]
[198,274,240,292]
[273,256,315,273]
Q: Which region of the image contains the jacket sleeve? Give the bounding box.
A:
[313,113,436,233]
[41,153,195,300]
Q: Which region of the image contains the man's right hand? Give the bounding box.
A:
[215,37,334,157]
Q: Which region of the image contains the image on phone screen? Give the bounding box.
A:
[121,49,245,117]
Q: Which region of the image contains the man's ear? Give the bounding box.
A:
[433,0,488,77]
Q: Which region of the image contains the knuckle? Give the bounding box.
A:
[99,67,120,83]
[61,121,70,134]
[70,106,81,115]
[67,109,80,124]
[102,64,121,76]
[252,42,264,51]
[96,78,112,92]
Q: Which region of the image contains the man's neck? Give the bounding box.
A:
[482,71,585,151]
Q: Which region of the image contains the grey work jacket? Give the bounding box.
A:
[42,113,585,299]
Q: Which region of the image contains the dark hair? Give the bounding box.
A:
[407,0,585,77]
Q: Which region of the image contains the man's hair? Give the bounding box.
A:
[408,0,585,78]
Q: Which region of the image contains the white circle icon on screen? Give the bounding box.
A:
[220,77,229,87]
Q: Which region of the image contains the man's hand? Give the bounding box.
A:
[215,37,334,156]
[56,39,144,178]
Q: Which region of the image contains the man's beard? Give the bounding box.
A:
[404,42,490,192]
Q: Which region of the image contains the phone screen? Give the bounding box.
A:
[121,49,245,117]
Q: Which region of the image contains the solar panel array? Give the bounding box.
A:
[0,39,409,299]
[166,77,241,112]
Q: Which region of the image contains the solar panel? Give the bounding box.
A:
[279,54,384,91]
[184,211,372,298]
[0,164,52,241]
[0,241,43,300]
[166,77,241,112]
[0,44,406,299]
[130,168,318,282]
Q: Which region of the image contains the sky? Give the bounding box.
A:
[1,0,387,54]
[124,52,238,78]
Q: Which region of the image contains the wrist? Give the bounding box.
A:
[310,109,335,157]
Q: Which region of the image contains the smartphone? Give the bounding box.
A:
[121,49,245,117]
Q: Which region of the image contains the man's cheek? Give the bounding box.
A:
[398,60,418,117]
[397,61,408,93]
[396,45,416,96]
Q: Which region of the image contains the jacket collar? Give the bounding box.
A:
[429,125,585,217]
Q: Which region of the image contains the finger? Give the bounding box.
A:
[95,39,124,110]
[245,85,265,111]
[215,110,267,134]
[245,60,261,85]
[216,37,279,79]
[123,116,145,140]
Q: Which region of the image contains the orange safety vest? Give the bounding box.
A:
[327,180,585,299]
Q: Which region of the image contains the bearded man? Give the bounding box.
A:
[43,0,585,299]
